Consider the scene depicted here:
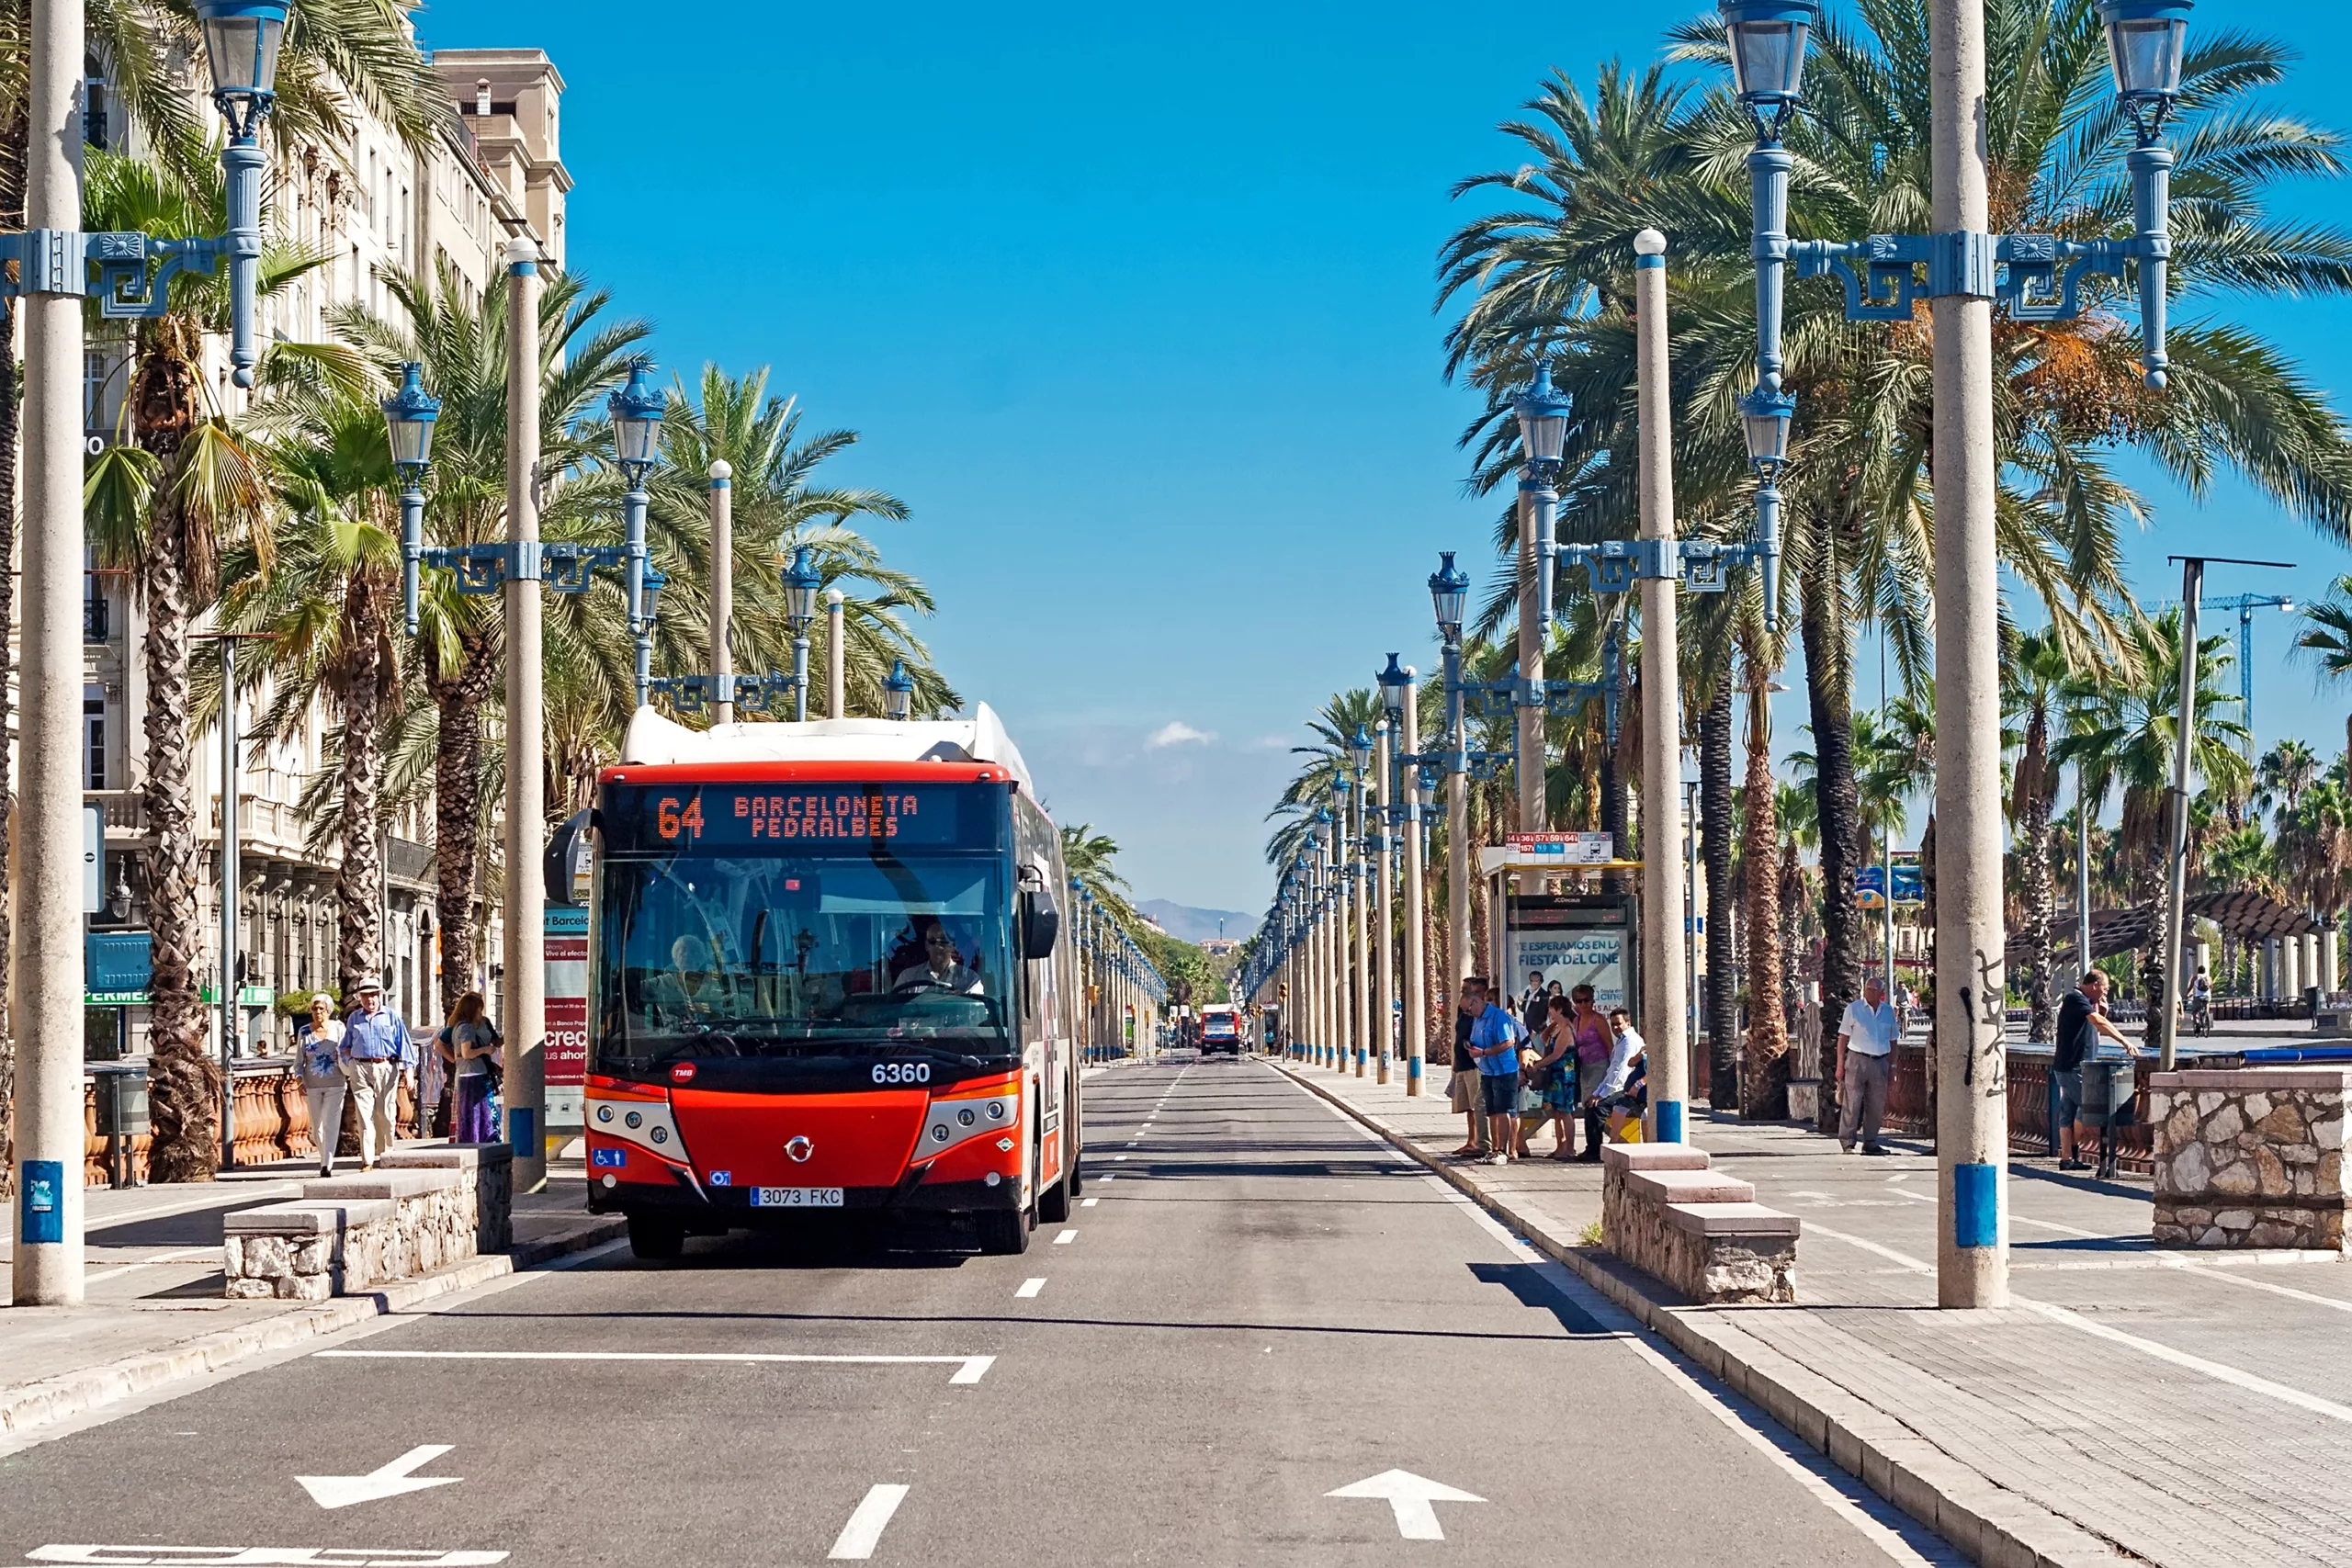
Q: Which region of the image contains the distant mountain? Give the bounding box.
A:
[1137,900,1259,946]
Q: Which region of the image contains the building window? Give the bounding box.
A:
[83,59,107,150]
[84,685,105,790]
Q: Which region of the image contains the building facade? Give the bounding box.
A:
[82,41,572,1059]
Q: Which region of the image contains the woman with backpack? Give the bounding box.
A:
[435,991,503,1145]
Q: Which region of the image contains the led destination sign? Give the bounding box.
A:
[603,783,993,852]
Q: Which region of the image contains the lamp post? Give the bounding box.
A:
[708,460,734,724]
[1515,367,1571,894]
[13,0,293,1308]
[1334,774,1362,1075]
[1431,554,1473,1002]
[609,360,666,708]
[504,242,549,1191]
[1381,655,1426,1094]
[784,545,823,721]
[1632,229,1690,1144]
[1372,717,1396,1085]
[884,660,915,721]
[1717,0,2190,1309]
[827,588,847,717]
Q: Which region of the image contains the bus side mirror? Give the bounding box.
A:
[1021,889,1059,960]
[544,809,596,906]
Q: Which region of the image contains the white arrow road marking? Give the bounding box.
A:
[827,1483,910,1560]
[1326,1470,1485,1540]
[297,1445,461,1510]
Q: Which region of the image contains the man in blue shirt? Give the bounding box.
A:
[1462,976,1527,1167]
[340,976,409,1170]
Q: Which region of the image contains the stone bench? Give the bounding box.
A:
[2151,1067,2349,1250]
[221,1142,513,1299]
[1600,1143,1799,1303]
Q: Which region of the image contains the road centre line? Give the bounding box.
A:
[1054,1229,1077,1244]
[828,1483,910,1561]
[1015,1278,1045,1298]
[1080,1197,1099,1207]
[314,1350,995,1384]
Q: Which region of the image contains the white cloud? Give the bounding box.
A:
[1145,720,1217,750]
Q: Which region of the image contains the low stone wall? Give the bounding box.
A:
[1601,1144,1799,1304]
[222,1143,514,1298]
[2151,1066,2349,1250]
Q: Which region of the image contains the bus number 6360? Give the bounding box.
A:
[872,1061,932,1085]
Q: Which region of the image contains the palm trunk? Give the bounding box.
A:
[1702,668,1736,1109]
[137,333,218,1183]
[2021,716,2058,1042]
[1800,562,1860,1126]
[1423,861,1444,1050]
[1742,654,1787,1116]
[430,632,497,1016]
[335,574,392,996]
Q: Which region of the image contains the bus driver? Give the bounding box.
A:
[646,933,735,1029]
[892,919,985,996]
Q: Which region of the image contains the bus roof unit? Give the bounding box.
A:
[619,703,1035,795]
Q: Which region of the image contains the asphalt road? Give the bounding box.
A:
[0,1055,1958,1566]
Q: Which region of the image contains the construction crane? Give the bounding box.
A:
[2205,592,2297,757]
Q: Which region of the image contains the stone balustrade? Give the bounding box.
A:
[2151,1066,2350,1250]
[222,1143,513,1299]
[1600,1143,1800,1303]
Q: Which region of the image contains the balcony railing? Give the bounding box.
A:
[84,597,108,642]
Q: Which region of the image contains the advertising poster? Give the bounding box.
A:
[546,904,589,1129]
[1505,896,1636,1017]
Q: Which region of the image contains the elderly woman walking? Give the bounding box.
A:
[293,992,347,1176]
[435,992,504,1145]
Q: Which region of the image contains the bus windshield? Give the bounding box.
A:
[595,851,1013,1068]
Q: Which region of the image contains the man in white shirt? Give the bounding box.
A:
[1837,976,1903,1156]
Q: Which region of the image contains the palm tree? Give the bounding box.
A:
[639,365,952,723]
[2003,628,2083,1042]
[324,258,649,1012]
[218,388,404,998]
[82,150,322,1182]
[2257,739,2322,827]
[1442,4,2352,1106]
[2056,609,2251,1014]
[1740,633,1787,1115]
[2296,578,2352,761]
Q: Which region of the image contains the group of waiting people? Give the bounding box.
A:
[290,982,506,1176]
[1447,976,1647,1166]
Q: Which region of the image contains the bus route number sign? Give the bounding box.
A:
[611,784,973,850]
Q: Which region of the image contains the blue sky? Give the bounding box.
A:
[420,0,2352,918]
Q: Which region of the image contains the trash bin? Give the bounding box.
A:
[2307,985,2324,1021]
[91,1062,149,1189]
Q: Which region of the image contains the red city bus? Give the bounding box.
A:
[1198,1005,1242,1055]
[574,706,1080,1258]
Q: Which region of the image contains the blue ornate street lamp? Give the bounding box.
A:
[1720,0,2188,468]
[608,360,666,705]
[884,660,916,722]
[383,364,441,637]
[23,1,287,385]
[393,356,670,705]
[784,546,825,721]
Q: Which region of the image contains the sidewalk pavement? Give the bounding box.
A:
[0,1145,620,1438]
[1270,1055,2352,1568]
